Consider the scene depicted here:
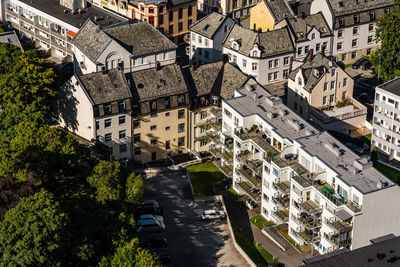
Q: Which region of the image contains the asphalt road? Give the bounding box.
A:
[142,169,249,267]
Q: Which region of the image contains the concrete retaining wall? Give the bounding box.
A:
[261,228,287,251]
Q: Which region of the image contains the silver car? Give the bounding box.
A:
[201,210,226,221]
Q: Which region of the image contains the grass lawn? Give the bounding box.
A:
[231,222,277,266]
[187,162,225,196]
[226,188,239,196]
[374,162,400,183]
[250,215,275,230]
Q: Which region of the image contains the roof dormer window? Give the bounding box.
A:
[232,42,239,50]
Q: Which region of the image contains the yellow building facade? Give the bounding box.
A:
[249,0,275,32]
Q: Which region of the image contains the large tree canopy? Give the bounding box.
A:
[371,0,400,81]
[0,189,68,266]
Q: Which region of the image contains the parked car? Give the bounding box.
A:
[351,58,371,70]
[145,235,168,249]
[201,210,226,221]
[139,214,164,225]
[137,200,163,216]
[139,219,165,233]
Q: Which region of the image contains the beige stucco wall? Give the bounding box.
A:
[132,107,189,162]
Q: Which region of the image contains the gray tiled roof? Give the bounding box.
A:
[72,19,112,62]
[78,69,131,105]
[288,53,336,92]
[287,13,332,42]
[129,64,188,101]
[189,61,248,99]
[328,0,394,16]
[377,76,400,97]
[190,12,228,39]
[19,0,126,29]
[104,22,177,56]
[264,0,294,22]
[0,31,23,51]
[224,25,294,58]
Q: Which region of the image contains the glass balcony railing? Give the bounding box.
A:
[273,180,291,194]
[295,229,320,244]
[326,218,352,232]
[272,209,289,223]
[272,195,290,209]
[235,181,261,203]
[295,215,321,230]
[237,168,261,188]
[299,200,322,215]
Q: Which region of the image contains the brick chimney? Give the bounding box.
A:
[308,49,314,63]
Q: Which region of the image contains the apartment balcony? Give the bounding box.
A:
[235,181,261,203]
[234,129,251,141]
[214,160,233,177]
[326,218,352,233]
[273,180,291,194]
[299,200,322,215]
[324,232,352,248]
[247,159,262,176]
[295,229,321,244]
[237,168,261,188]
[223,138,233,150]
[210,147,222,158]
[319,186,361,213]
[210,120,222,131]
[194,119,210,127]
[251,135,276,154]
[221,151,233,163]
[210,134,221,145]
[296,214,321,230]
[209,107,222,118]
[237,150,251,163]
[292,174,313,188]
[272,208,289,223]
[272,194,290,209]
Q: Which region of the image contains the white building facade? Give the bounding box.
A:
[372,77,400,161]
[310,0,394,64]
[218,80,400,255]
[189,12,234,65]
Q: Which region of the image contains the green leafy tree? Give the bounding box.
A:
[87,160,122,203]
[371,0,400,81]
[0,189,68,266]
[99,238,161,267]
[371,146,378,165]
[0,122,90,181]
[125,172,144,205]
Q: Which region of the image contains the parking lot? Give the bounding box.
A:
[142,169,249,267]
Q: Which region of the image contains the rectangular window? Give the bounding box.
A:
[166,140,170,150]
[337,42,343,50]
[104,119,112,128]
[150,125,157,131]
[351,51,357,59]
[353,27,358,35]
[342,54,347,61]
[105,133,112,143]
[331,81,335,90]
[200,111,207,120]
[178,137,185,146]
[284,56,289,66]
[367,48,372,55]
[273,71,278,80]
[324,82,328,92]
[332,68,336,77]
[169,25,173,34]
[338,30,343,38]
[368,35,373,44]
[369,23,374,32]
[233,54,237,63]
[298,47,302,55]
[268,73,272,82]
[178,123,185,133]
[198,35,202,44]
[304,45,309,54]
[323,96,327,105]
[242,59,247,68]
[104,103,111,115]
[178,22,183,32]
[134,134,141,143]
[96,121,99,130]
[188,6,193,16]
[343,77,348,87]
[316,43,321,51]
[165,126,170,131]
[166,112,170,117]
[119,144,127,153]
[353,14,359,24]
[151,139,157,145]
[342,91,347,99]
[178,109,185,119]
[178,8,183,19]
[268,60,273,69]
[119,130,126,139]
[352,39,358,48]
[252,62,257,71]
[330,94,334,104]
[133,119,140,129]
[134,148,141,155]
[200,139,207,147]
[119,116,126,125]
[159,15,164,25]
[369,11,375,21]
[338,18,344,27]
[274,59,279,68]
[283,69,289,79]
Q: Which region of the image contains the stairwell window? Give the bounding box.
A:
[252,62,258,71]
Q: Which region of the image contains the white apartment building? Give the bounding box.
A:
[220,80,400,255]
[277,12,333,62]
[372,77,400,161]
[73,20,177,75]
[3,0,127,60]
[59,69,133,159]
[222,24,294,85]
[310,0,394,64]
[189,12,234,65]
